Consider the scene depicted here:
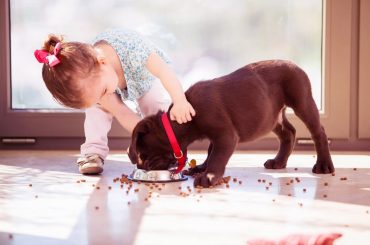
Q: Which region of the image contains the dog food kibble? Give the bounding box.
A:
[269,182,272,186]
[127,202,131,205]
[81,179,86,182]
[35,195,38,198]
[9,234,13,239]
[222,176,231,184]
[134,188,139,193]
[108,186,112,190]
[262,179,266,183]
[189,159,197,168]
[77,180,80,183]
[340,177,348,181]
[323,194,328,198]
[233,178,238,182]
[298,203,303,207]
[272,199,276,202]
[331,173,336,176]
[294,168,298,171]
[226,184,230,188]
[324,182,328,186]
[303,188,307,192]
[29,184,32,187]
[265,186,269,190]
[95,206,99,210]
[258,179,261,183]
[96,186,100,190]
[288,193,292,196]
[353,168,357,171]
[92,184,95,187]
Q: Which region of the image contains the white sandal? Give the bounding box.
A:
[77,154,104,175]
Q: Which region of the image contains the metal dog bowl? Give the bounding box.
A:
[128,168,188,183]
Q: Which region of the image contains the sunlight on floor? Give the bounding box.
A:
[0,164,100,240]
[0,150,369,245]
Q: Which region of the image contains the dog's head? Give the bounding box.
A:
[128,112,178,170]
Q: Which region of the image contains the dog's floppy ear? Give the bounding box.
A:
[128,119,152,164]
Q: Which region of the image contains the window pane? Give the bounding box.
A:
[10,0,322,110]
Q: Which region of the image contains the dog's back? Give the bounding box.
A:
[185,60,308,141]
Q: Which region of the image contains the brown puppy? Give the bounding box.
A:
[128,60,334,187]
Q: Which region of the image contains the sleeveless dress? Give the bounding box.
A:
[93,28,171,113]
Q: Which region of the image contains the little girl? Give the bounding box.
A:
[35,28,195,174]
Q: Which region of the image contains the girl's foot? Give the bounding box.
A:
[77,154,104,174]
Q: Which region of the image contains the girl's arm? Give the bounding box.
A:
[98,92,141,134]
[145,52,196,124]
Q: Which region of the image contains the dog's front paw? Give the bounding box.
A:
[183,162,207,176]
[312,160,334,174]
[193,172,221,188]
[264,159,287,169]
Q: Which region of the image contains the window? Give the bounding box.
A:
[1,0,363,149]
[10,0,322,110]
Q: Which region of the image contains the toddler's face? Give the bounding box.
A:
[82,63,119,108]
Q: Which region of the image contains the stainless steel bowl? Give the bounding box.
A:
[128,168,188,183]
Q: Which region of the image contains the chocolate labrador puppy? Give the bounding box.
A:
[128,60,334,187]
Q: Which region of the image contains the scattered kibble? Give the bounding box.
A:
[9,234,13,239]
[233,178,237,182]
[323,194,328,198]
[340,177,348,181]
[127,202,131,205]
[303,188,307,192]
[81,179,86,182]
[265,186,269,190]
[35,195,38,198]
[294,168,298,171]
[298,203,303,207]
[331,173,336,176]
[108,186,112,190]
[189,159,197,168]
[272,199,275,202]
[29,184,32,187]
[324,182,328,186]
[95,206,99,210]
[238,180,242,185]
[96,186,100,190]
[269,182,272,186]
[76,180,80,183]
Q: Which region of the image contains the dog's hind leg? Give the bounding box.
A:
[291,99,334,174]
[264,109,296,169]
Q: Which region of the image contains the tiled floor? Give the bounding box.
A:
[0,150,369,245]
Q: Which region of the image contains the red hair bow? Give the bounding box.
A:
[34,42,61,67]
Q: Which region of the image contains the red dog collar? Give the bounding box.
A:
[161,113,187,173]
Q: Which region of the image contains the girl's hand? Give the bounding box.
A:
[170,99,196,124]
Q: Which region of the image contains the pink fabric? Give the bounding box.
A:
[247,233,342,245]
[34,42,61,67]
[81,78,170,159]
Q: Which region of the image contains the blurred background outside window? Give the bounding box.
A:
[10,0,322,110]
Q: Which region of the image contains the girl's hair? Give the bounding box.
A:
[40,34,100,108]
